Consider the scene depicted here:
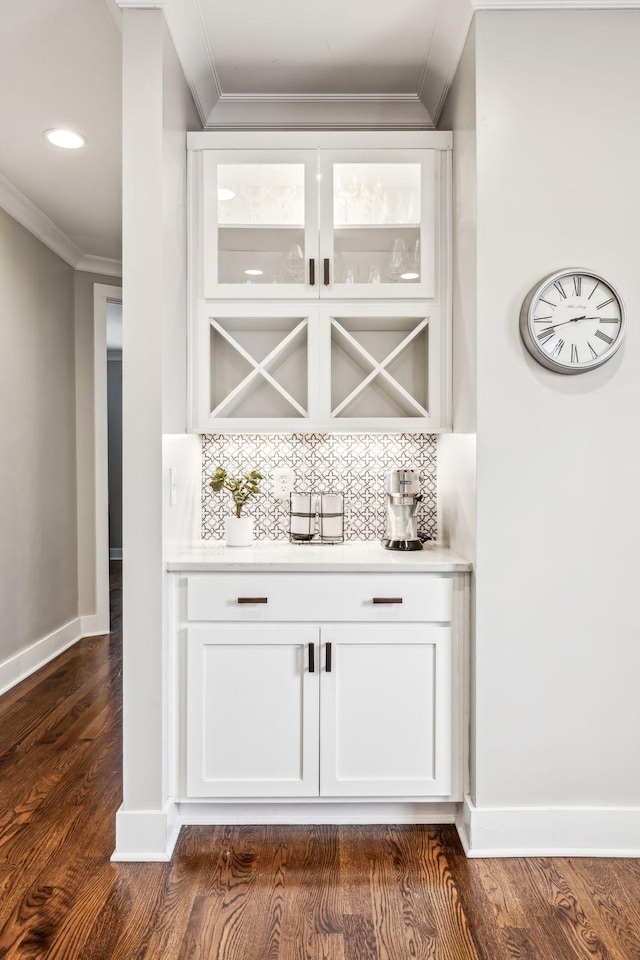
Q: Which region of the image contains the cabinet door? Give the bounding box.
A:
[319,149,437,299]
[201,150,319,299]
[322,300,444,431]
[320,625,452,797]
[191,301,321,432]
[186,625,320,797]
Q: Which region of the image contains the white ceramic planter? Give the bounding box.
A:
[224,516,254,547]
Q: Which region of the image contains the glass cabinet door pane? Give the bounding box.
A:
[333,162,420,287]
[321,152,436,298]
[215,162,307,287]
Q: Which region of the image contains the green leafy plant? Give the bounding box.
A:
[209,466,263,519]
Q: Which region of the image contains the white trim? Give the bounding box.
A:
[112,800,181,861]
[79,615,111,638]
[0,619,82,697]
[457,795,640,857]
[93,284,123,640]
[472,1,640,8]
[76,254,123,277]
[0,173,83,268]
[0,173,122,278]
[187,131,453,150]
[177,801,458,825]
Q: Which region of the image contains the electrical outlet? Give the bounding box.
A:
[273,468,294,500]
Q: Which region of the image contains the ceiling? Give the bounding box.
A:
[158,0,474,129]
[0,0,626,274]
[0,0,122,270]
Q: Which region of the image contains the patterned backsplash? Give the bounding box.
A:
[202,433,437,542]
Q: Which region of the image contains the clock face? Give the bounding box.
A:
[520,270,626,373]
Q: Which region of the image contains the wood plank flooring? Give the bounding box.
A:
[0,565,639,959]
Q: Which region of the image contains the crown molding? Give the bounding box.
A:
[0,173,122,278]
[419,0,474,127]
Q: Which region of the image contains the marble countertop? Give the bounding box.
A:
[166,540,472,573]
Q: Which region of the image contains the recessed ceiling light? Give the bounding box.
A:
[400,272,419,280]
[244,269,263,276]
[43,128,87,150]
[218,188,235,201]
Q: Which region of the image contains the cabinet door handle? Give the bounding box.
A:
[237,597,268,604]
[308,642,315,673]
[323,258,330,286]
[309,258,316,286]
[326,642,332,672]
[372,597,403,604]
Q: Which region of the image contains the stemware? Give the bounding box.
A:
[240,183,268,224]
[381,189,406,224]
[388,239,409,281]
[400,239,420,281]
[336,173,360,224]
[268,183,297,224]
[361,177,384,224]
[283,243,304,283]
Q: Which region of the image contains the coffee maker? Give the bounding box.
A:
[382,468,423,551]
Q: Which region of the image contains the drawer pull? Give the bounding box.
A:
[237,597,268,604]
[326,642,332,673]
[309,258,316,286]
[308,642,315,673]
[323,258,330,286]
[373,597,403,604]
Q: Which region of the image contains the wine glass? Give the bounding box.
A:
[388,239,409,281]
[336,173,360,224]
[268,183,297,224]
[283,243,304,283]
[361,176,384,224]
[381,189,406,224]
[240,183,268,224]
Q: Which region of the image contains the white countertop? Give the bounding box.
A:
[166,540,471,573]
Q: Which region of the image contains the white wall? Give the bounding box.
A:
[74,271,122,619]
[473,9,640,815]
[0,208,78,659]
[438,20,477,565]
[116,8,200,860]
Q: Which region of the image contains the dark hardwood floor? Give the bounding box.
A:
[0,565,639,959]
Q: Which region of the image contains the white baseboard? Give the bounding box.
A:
[109,549,122,561]
[178,801,459,826]
[79,614,111,637]
[457,795,640,857]
[0,618,82,696]
[112,801,180,862]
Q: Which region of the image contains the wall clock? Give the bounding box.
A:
[520,269,626,374]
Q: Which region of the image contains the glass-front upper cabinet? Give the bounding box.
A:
[319,150,436,300]
[199,147,439,300]
[201,150,319,300]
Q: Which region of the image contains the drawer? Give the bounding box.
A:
[186,573,453,622]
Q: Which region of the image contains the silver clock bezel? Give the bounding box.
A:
[520,268,627,374]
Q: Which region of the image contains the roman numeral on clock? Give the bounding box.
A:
[594,329,614,345]
[540,297,555,309]
[554,280,567,299]
[571,344,579,363]
[597,297,614,310]
[551,339,564,359]
[537,328,555,344]
[573,276,582,296]
[588,342,598,359]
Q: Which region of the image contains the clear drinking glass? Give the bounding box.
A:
[388,239,409,280]
[283,243,304,282]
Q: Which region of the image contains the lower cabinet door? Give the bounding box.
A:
[320,625,452,797]
[186,625,320,797]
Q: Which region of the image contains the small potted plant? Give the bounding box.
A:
[209,466,263,547]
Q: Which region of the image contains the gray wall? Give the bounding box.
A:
[0,207,78,658]
[74,271,121,616]
[473,10,640,808]
[107,352,122,553]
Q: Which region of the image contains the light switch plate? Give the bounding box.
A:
[273,468,294,500]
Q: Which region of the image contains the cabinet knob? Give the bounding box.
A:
[236,597,268,604]
[372,597,403,604]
